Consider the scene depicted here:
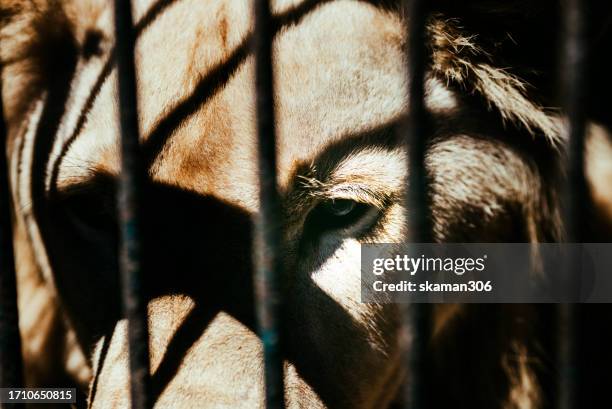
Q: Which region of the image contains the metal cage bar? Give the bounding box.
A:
[558,0,588,408]
[252,0,286,408]
[0,78,24,400]
[113,1,152,408]
[561,0,588,239]
[399,0,431,408]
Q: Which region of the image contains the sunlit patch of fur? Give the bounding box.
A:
[586,124,612,225]
[501,343,542,409]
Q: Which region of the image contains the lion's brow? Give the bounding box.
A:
[301,120,400,180]
[290,122,404,206]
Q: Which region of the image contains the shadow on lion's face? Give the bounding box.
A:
[2,0,577,408]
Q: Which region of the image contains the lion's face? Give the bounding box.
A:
[4,0,564,407]
[53,2,412,407]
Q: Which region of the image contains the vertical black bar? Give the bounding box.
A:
[112,2,151,409]
[252,0,285,408]
[558,0,587,408]
[398,1,431,408]
[557,303,577,409]
[0,77,24,405]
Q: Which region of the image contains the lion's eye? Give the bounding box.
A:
[324,199,356,217]
[305,198,375,234]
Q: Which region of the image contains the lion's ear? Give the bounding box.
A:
[432,1,559,95]
[424,10,563,144]
[429,0,612,129]
[374,0,562,137]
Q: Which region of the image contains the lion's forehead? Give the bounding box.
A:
[57,0,455,210]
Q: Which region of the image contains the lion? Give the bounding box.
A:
[1,0,611,408]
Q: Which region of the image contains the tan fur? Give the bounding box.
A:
[501,343,542,409]
[586,123,612,230]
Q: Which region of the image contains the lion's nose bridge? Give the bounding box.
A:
[0,3,591,409]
